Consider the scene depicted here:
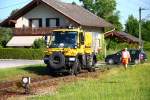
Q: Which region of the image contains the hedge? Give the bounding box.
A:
[0,48,45,60]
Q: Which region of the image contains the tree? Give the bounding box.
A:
[125,15,139,37]
[125,15,150,42]
[81,0,116,19]
[106,11,123,31]
[10,9,19,16]
[0,28,12,47]
[142,20,150,42]
[80,0,122,31]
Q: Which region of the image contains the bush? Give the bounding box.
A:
[0,28,12,48]
[97,53,105,61]
[144,41,150,51]
[32,38,46,49]
[0,48,45,59]
[106,40,138,50]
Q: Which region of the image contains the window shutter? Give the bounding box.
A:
[56,18,60,26]
[39,19,42,27]
[46,18,49,27]
[29,19,32,27]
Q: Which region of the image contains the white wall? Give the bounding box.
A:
[15,3,75,28]
[83,27,104,53]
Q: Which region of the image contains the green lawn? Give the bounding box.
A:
[29,64,150,100]
[146,51,150,62]
[0,64,47,82]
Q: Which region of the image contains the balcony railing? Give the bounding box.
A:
[13,28,57,36]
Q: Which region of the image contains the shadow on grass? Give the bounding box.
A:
[21,65,69,77]
[102,81,122,84]
[21,65,50,75]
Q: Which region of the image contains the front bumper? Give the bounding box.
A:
[43,56,76,65]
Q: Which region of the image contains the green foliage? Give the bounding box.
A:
[32,38,46,49]
[0,28,12,47]
[106,11,123,31]
[97,53,105,61]
[106,38,138,50]
[82,0,116,18]
[144,41,150,51]
[81,0,122,31]
[142,20,150,42]
[0,48,44,59]
[10,9,19,16]
[125,15,139,37]
[125,15,150,42]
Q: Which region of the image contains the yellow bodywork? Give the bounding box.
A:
[45,28,93,57]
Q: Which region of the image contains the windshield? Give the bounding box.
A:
[49,31,77,48]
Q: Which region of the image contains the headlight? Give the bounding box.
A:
[69,57,76,61]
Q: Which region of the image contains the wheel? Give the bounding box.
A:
[87,55,96,72]
[46,64,55,75]
[49,52,65,69]
[70,59,80,76]
[134,59,139,64]
[108,59,114,64]
[77,61,81,73]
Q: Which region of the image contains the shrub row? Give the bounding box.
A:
[97,53,105,61]
[0,48,45,60]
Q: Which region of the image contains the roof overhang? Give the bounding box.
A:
[105,31,141,44]
[7,36,43,47]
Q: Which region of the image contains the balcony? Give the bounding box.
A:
[12,28,57,36]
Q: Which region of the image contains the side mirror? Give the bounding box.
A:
[79,32,84,45]
[81,40,84,44]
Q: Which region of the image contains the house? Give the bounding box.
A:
[0,0,112,52]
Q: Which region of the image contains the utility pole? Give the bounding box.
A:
[139,7,142,49]
[139,7,149,49]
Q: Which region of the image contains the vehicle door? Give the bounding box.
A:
[114,51,122,63]
[129,50,137,62]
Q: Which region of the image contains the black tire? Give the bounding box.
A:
[49,52,65,69]
[77,60,81,73]
[46,64,54,74]
[70,59,80,76]
[91,55,96,72]
[87,55,96,72]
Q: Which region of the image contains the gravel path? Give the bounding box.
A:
[0,59,44,68]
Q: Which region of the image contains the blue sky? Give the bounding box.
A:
[0,0,150,26]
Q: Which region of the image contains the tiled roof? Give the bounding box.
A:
[42,0,112,27]
[105,31,140,43]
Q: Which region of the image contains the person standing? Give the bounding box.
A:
[121,48,131,70]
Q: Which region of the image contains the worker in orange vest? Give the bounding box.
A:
[121,48,131,70]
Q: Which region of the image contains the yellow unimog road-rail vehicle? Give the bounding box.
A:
[44,28,98,75]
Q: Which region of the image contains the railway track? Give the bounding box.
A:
[0,67,107,99]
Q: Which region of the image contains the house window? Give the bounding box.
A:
[29,18,42,28]
[46,18,59,27]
